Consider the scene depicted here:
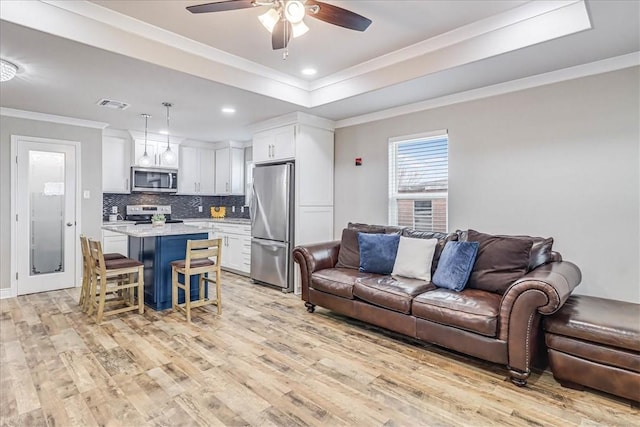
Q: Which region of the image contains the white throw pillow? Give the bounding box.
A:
[391,236,438,281]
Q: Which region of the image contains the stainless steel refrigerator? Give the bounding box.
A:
[250,162,294,292]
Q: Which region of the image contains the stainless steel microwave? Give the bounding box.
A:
[130,167,178,193]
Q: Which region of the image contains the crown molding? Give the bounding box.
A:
[1,0,592,110]
[250,112,335,134]
[0,107,109,129]
[335,53,640,129]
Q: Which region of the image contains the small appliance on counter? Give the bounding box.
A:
[125,205,184,225]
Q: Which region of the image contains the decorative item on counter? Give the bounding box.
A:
[151,213,166,226]
[210,206,226,218]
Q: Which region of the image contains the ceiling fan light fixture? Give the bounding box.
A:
[258,8,279,33]
[291,20,309,38]
[284,1,305,24]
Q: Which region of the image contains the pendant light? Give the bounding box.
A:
[139,113,153,167]
[161,102,176,165]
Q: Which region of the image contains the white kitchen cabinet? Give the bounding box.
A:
[134,139,180,168]
[252,125,295,163]
[178,146,215,195]
[214,223,251,276]
[102,229,128,256]
[214,146,244,195]
[102,136,131,193]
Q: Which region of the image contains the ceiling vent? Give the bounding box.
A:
[96,98,129,110]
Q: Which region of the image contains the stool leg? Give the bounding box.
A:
[215,268,221,315]
[96,276,107,324]
[185,273,192,323]
[87,272,97,315]
[199,273,205,301]
[137,266,144,314]
[172,267,178,312]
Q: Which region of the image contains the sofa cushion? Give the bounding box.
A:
[402,229,458,274]
[358,232,401,275]
[464,229,533,294]
[391,237,438,282]
[336,225,386,269]
[458,230,553,272]
[311,268,375,299]
[432,241,479,292]
[354,276,435,314]
[412,288,502,337]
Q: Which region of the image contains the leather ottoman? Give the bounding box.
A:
[543,295,640,402]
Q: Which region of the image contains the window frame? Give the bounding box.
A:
[388,130,449,232]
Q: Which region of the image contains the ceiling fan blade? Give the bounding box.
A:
[306,0,371,32]
[187,0,254,14]
[272,19,292,50]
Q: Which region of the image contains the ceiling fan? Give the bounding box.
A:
[187,0,372,51]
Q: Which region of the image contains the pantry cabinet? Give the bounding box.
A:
[102,136,131,193]
[178,146,215,195]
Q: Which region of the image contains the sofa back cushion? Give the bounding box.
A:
[335,224,387,269]
[458,230,554,271]
[464,229,533,294]
[358,232,401,275]
[402,229,458,274]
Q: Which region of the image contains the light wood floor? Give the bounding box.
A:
[1,272,638,426]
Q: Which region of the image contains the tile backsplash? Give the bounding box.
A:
[103,193,249,220]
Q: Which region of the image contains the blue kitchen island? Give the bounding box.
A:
[101,223,210,310]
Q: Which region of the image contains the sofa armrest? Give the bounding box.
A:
[497,261,582,384]
[292,241,341,301]
[504,261,582,316]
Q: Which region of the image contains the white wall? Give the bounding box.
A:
[0,115,103,291]
[334,67,640,303]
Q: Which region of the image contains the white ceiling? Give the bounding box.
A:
[0,0,638,142]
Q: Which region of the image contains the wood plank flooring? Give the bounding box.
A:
[1,272,638,426]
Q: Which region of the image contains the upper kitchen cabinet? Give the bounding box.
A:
[103,136,131,193]
[252,125,296,163]
[178,145,215,195]
[133,139,180,168]
[215,145,245,195]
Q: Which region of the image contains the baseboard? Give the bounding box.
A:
[0,287,17,299]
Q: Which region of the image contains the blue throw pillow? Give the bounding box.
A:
[432,241,479,291]
[358,232,401,275]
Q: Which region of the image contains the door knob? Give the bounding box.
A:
[66,222,73,227]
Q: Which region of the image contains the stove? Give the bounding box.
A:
[125,205,184,225]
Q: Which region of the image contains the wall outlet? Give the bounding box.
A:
[241,206,244,213]
[232,206,236,213]
[111,206,118,214]
[198,206,203,213]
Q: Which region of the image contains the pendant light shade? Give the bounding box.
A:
[161,102,176,165]
[139,113,153,167]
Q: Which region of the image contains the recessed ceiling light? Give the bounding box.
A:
[159,130,169,135]
[221,107,236,114]
[301,68,317,76]
[0,59,18,82]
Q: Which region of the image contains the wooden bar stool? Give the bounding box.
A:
[171,238,222,322]
[79,235,126,312]
[87,239,145,323]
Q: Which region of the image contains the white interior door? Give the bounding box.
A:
[16,139,77,295]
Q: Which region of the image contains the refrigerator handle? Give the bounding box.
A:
[249,183,257,228]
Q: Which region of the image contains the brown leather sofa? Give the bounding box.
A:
[293,224,582,386]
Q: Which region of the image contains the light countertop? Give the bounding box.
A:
[102,223,212,238]
[181,218,251,225]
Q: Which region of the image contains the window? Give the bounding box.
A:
[389,131,448,232]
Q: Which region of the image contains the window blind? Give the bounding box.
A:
[389,133,448,232]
